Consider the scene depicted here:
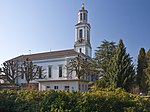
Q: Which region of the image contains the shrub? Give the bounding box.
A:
[0,89,149,112]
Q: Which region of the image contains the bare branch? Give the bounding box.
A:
[65,55,92,80]
[19,58,46,84]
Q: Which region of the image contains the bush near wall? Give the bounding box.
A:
[0,88,150,112]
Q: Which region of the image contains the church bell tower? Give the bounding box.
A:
[74,3,92,57]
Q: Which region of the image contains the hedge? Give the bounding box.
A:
[0,88,150,112]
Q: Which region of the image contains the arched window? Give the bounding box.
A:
[80,13,82,20]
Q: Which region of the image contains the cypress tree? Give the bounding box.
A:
[145,50,150,93]
[137,48,148,93]
[107,39,135,91]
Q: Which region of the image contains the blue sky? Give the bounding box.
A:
[0,0,150,64]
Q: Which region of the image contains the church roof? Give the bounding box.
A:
[10,49,79,62]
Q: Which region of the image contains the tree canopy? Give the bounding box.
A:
[94,40,116,77]
[109,39,135,91]
[94,39,135,91]
[136,48,148,93]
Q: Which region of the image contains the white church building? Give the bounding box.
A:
[11,3,92,92]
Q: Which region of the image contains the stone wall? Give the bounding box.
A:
[21,83,38,90]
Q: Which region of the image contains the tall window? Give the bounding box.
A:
[21,74,24,79]
[38,66,42,79]
[82,84,84,91]
[79,84,80,91]
[87,30,90,42]
[59,66,62,77]
[48,66,52,78]
[85,84,87,91]
[80,13,82,20]
[80,48,82,53]
[91,74,94,81]
[79,29,83,39]
[84,13,86,20]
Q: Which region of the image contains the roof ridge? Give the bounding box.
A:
[25,49,75,56]
[10,49,79,62]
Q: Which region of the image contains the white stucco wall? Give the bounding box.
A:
[16,54,90,92]
[39,80,88,92]
[17,55,78,84]
[88,47,92,57]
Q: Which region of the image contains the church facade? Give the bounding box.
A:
[11,3,92,92]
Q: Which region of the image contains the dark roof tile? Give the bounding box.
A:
[11,49,79,62]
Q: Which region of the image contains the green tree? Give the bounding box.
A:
[136,48,148,93]
[0,61,20,84]
[145,49,150,93]
[20,58,45,84]
[106,39,135,91]
[93,40,116,88]
[94,40,116,77]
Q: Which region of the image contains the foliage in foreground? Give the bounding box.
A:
[0,89,150,112]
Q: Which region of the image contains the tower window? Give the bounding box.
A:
[80,48,82,53]
[80,13,82,20]
[79,29,83,39]
[84,13,86,20]
[87,30,90,41]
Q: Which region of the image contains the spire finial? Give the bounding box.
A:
[82,1,84,10]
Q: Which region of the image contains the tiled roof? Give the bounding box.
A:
[11,49,79,62]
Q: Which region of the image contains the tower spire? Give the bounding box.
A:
[74,2,92,57]
[82,2,84,10]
